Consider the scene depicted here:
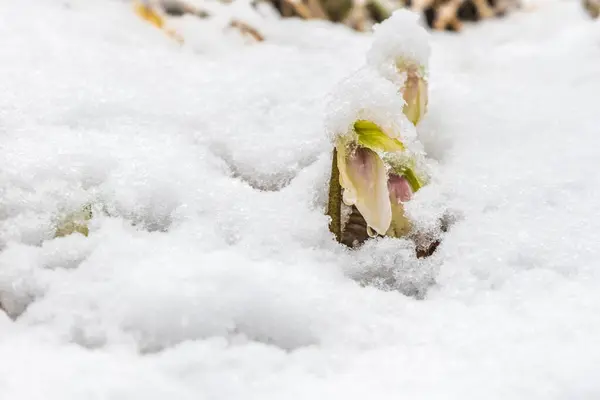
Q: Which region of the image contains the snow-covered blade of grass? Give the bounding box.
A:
[1,0,600,399]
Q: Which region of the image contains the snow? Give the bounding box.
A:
[324,67,418,145]
[366,9,431,84]
[1,0,600,398]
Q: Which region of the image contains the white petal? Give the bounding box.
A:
[341,147,391,235]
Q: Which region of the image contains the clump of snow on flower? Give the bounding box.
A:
[366,9,431,85]
[324,68,420,148]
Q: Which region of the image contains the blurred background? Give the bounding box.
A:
[131,0,600,45]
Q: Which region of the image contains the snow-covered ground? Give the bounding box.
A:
[1,0,600,398]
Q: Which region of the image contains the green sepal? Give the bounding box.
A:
[397,166,422,193]
[353,120,405,153]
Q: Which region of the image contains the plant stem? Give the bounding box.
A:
[327,148,342,242]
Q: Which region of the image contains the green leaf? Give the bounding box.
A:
[354,120,405,153]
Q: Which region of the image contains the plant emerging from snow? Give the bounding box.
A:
[334,119,423,238]
[326,10,433,248]
[366,9,430,125]
[54,204,93,238]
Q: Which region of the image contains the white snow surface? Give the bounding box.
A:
[1,0,600,398]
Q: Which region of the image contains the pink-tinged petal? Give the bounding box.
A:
[386,174,413,238]
[340,147,391,236]
[388,174,413,203]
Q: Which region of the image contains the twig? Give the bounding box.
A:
[229,19,265,41]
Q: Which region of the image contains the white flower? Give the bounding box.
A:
[335,120,423,236]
